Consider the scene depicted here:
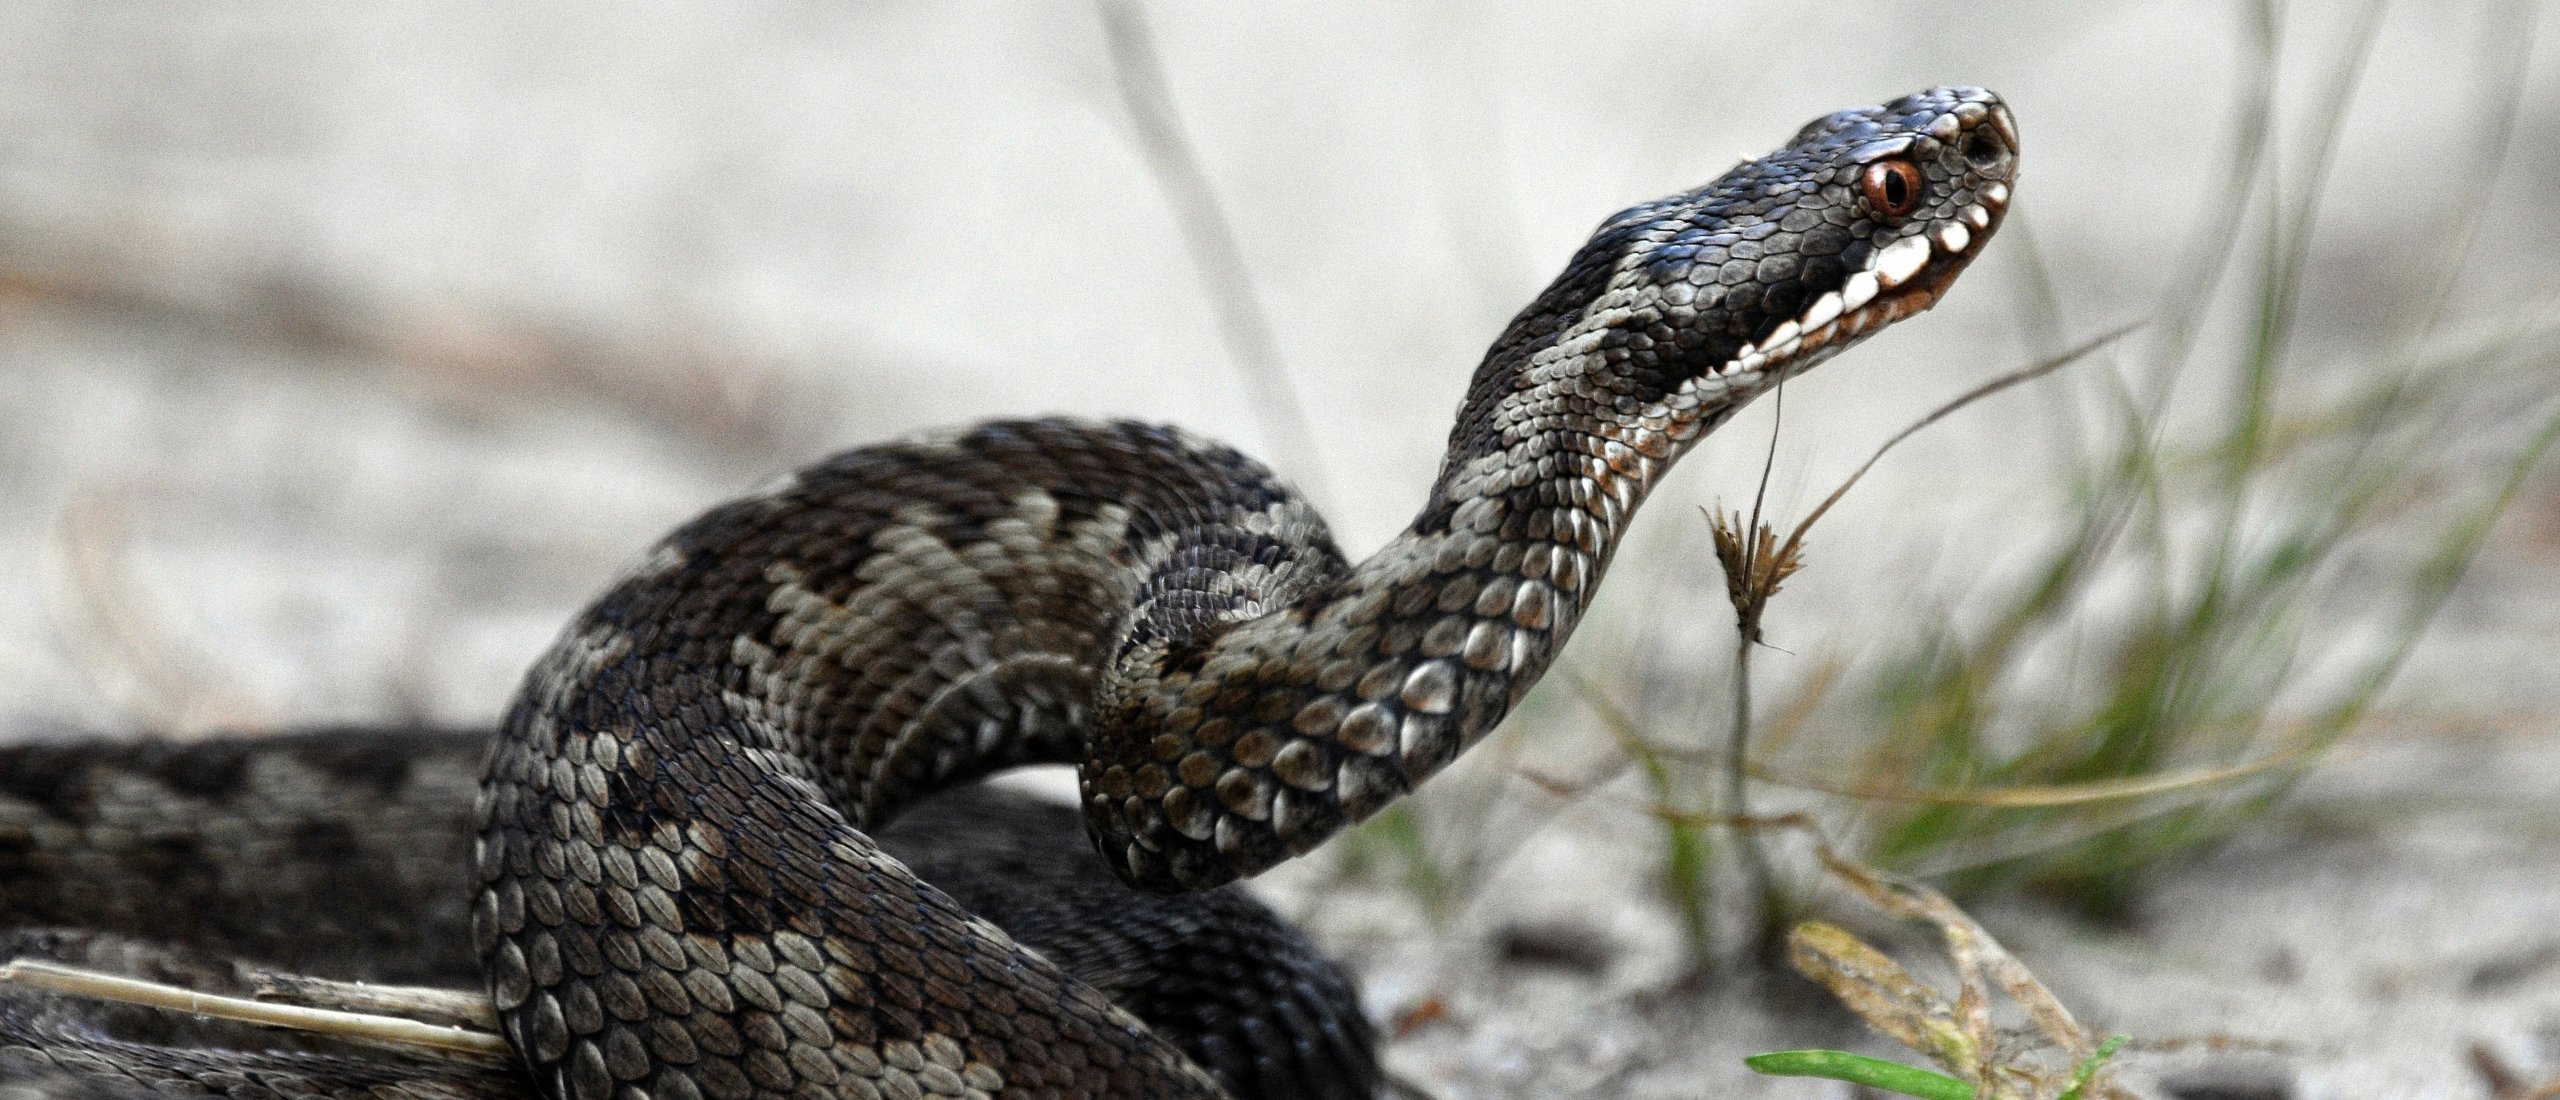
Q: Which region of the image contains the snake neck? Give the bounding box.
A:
[1088,285,1740,891]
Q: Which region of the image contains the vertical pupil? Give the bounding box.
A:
[1885,170,1908,207]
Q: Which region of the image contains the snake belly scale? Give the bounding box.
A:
[3,87,2016,1099]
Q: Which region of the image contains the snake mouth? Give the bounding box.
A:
[1715,179,2011,381]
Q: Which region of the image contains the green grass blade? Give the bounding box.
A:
[1743,1050,1973,1099]
[2058,1034,2131,1100]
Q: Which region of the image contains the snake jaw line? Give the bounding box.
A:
[1678,86,2016,394]
[1713,206,1987,384]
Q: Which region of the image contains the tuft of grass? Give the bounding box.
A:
[1845,0,2557,914]
[1678,328,2132,956]
[1477,324,2125,970]
[1550,813,2188,1097]
[1742,825,2135,1099]
[1334,0,2556,967]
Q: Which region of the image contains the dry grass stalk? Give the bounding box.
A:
[1564,674,2331,812]
[245,969,499,1032]
[0,959,509,1059]
[1786,921,1972,1069]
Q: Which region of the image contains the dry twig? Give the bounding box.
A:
[0,959,508,1059]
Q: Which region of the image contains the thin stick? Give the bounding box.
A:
[250,971,501,1031]
[1775,321,2141,566]
[1730,382,1787,951]
[1730,624,1784,954]
[1745,382,1785,571]
[0,960,511,1059]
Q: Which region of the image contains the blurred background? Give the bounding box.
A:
[2,2,2555,1096]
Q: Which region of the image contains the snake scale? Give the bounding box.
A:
[0,87,2015,1099]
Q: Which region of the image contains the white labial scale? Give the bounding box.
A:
[1874,235,1932,287]
[1801,290,1843,330]
[1842,270,1880,310]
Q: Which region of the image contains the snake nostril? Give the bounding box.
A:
[1962,132,2007,171]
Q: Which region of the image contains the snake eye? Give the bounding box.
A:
[1860,159,1923,218]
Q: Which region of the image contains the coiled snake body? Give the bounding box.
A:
[0,87,2015,1099]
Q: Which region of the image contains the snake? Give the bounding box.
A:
[0,86,2016,1099]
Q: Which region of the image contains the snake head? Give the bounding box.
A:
[1443,86,2015,484]
[1620,85,2016,391]
[1537,88,2016,391]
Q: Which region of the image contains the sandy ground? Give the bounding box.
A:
[2,3,2557,1097]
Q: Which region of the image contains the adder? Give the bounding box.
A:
[0,86,2017,1099]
